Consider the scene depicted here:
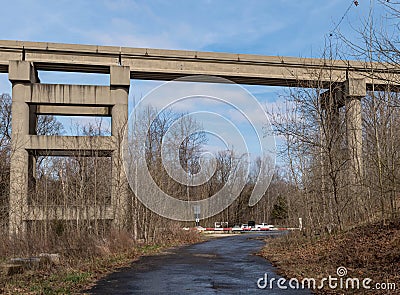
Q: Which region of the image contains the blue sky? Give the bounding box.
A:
[0,0,388,91]
[0,0,391,160]
[0,0,385,55]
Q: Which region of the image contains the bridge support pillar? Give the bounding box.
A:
[8,61,39,236]
[110,66,130,230]
[344,78,365,188]
[8,62,131,236]
[319,78,366,207]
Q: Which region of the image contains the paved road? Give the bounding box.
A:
[87,233,311,294]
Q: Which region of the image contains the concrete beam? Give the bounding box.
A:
[8,61,39,83]
[29,149,112,157]
[344,78,367,97]
[110,65,130,87]
[27,84,112,105]
[26,206,113,221]
[25,135,116,152]
[0,44,22,72]
[1,40,400,88]
[36,105,111,116]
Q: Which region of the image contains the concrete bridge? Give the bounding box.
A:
[0,40,398,235]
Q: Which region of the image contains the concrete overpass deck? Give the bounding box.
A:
[0,40,398,88]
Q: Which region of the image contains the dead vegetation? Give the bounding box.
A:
[0,227,201,294]
[260,218,400,294]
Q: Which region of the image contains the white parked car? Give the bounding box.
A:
[255,223,274,230]
[232,225,242,231]
[240,224,251,231]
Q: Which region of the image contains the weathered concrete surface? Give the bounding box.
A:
[8,61,38,235]
[87,233,311,295]
[28,84,112,105]
[3,40,379,235]
[25,135,116,152]
[110,66,130,230]
[1,253,60,276]
[1,40,399,87]
[36,105,110,116]
[343,78,365,186]
[319,78,365,199]
[8,60,130,235]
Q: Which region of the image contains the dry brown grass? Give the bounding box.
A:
[260,219,400,294]
[0,227,202,294]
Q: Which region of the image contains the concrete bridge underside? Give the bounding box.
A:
[1,40,398,235]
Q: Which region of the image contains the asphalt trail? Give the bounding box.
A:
[87,232,311,294]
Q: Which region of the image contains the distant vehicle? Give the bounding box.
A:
[233,223,275,232]
[232,225,242,232]
[248,220,256,227]
[256,223,274,228]
[240,224,251,231]
[215,221,229,228]
[255,223,274,231]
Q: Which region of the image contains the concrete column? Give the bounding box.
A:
[344,78,366,186]
[110,65,130,230]
[8,61,38,236]
[319,87,344,223]
[320,85,344,132]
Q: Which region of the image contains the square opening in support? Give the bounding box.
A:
[36,105,111,117]
[28,155,112,207]
[34,114,111,137]
[0,73,12,95]
[38,71,110,86]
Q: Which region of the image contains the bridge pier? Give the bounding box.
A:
[8,61,38,235]
[110,66,130,230]
[344,78,365,186]
[320,78,366,199]
[8,61,130,236]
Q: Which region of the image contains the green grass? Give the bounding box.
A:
[19,271,93,295]
[64,271,91,284]
[1,249,155,294]
[137,244,162,254]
